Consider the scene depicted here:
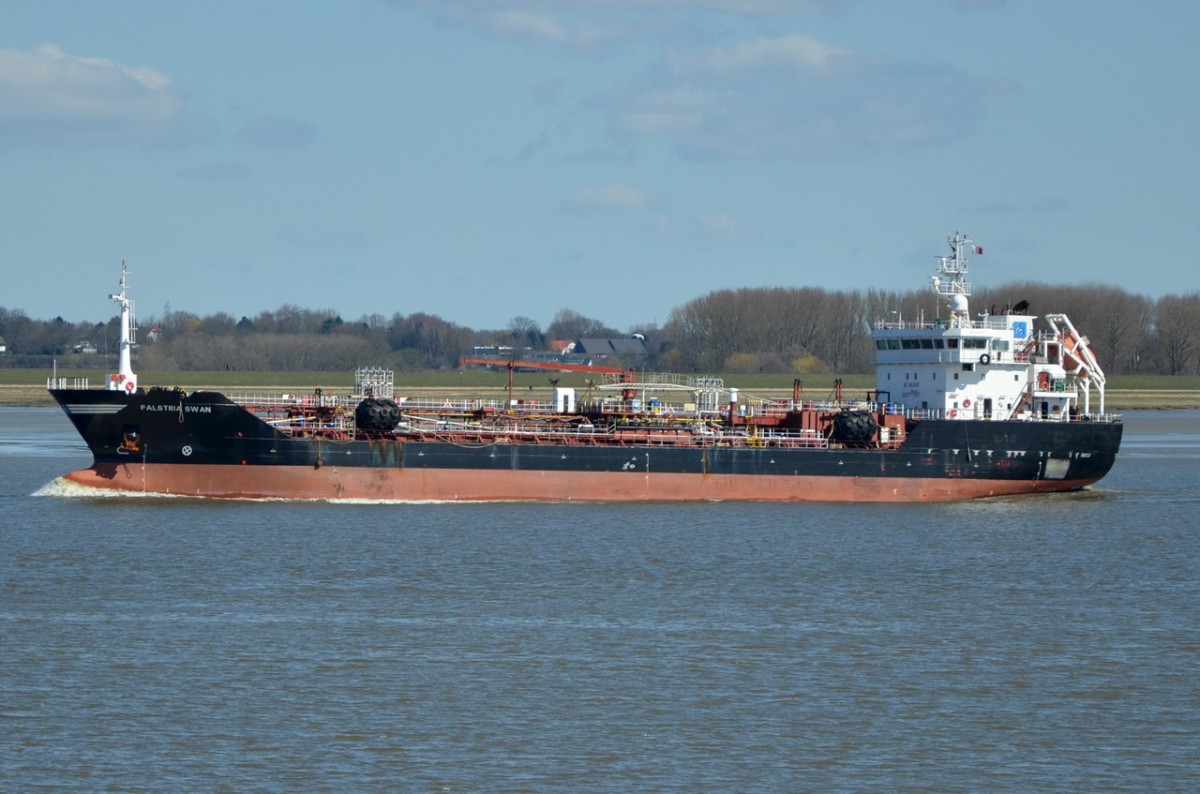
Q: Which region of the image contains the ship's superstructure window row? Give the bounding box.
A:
[875,337,1010,352]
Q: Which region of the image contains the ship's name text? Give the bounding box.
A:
[142,404,213,414]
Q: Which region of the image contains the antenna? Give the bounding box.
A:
[932,232,976,321]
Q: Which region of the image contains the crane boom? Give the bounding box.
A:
[459,356,636,382]
[460,356,638,405]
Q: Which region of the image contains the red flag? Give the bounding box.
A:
[975,246,983,254]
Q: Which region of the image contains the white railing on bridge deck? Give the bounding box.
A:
[874,315,1018,333]
[47,377,90,390]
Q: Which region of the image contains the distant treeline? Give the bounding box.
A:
[3,283,1199,376]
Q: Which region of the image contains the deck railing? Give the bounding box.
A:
[47,377,90,390]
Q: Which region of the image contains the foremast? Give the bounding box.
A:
[105,261,138,393]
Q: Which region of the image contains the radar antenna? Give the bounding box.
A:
[931,232,978,323]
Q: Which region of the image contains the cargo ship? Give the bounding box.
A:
[48,235,1122,502]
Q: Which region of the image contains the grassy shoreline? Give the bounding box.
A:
[7,369,1200,410]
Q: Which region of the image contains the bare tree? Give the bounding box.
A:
[11,277,1200,377]
[1154,293,1200,375]
[546,308,616,341]
[507,315,545,350]
[388,312,472,369]
[1085,287,1153,375]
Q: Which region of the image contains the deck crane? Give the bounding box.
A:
[458,357,638,406]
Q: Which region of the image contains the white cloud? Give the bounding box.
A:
[615,86,715,136]
[696,211,743,242]
[562,183,649,212]
[652,210,746,244]
[391,5,1002,161]
[666,33,853,77]
[0,44,190,147]
[402,0,844,19]
[487,10,573,44]
[607,34,997,161]
[403,0,845,55]
[476,10,628,54]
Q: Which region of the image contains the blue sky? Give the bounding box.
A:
[4,0,1198,331]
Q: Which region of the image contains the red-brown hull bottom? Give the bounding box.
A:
[61,463,1101,503]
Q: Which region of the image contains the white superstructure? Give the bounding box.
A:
[872,233,1106,421]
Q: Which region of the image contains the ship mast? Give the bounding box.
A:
[106,261,138,393]
[930,232,976,326]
